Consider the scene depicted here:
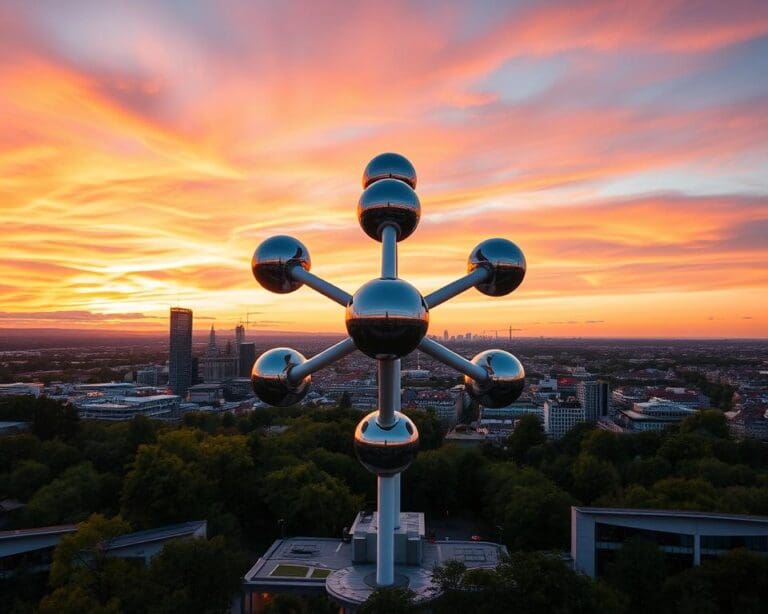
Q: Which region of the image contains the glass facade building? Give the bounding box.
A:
[169,307,193,397]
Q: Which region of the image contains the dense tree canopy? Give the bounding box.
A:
[2,394,768,612]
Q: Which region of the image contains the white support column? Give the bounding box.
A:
[393,472,401,530]
[377,475,396,586]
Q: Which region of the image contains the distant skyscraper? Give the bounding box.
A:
[239,342,256,378]
[235,324,246,348]
[577,380,610,422]
[206,325,218,356]
[169,308,193,396]
[443,329,449,342]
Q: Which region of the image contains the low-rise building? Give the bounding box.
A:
[0,520,206,578]
[78,395,180,421]
[615,397,696,432]
[572,506,768,578]
[0,383,43,397]
[543,399,584,439]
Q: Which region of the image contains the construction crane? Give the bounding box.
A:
[240,312,261,330]
[481,326,521,342]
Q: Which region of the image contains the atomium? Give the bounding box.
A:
[358,178,421,242]
[468,238,526,297]
[354,411,419,476]
[249,152,528,587]
[251,347,310,407]
[346,278,428,359]
[362,152,417,189]
[464,349,525,408]
[251,235,311,294]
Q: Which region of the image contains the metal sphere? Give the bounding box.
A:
[346,278,429,359]
[251,235,311,294]
[354,411,419,476]
[464,349,525,408]
[358,179,421,242]
[251,347,310,407]
[362,152,417,189]
[468,238,526,297]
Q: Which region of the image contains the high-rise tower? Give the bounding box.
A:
[169,307,193,396]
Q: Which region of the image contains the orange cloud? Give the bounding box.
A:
[1,1,767,338]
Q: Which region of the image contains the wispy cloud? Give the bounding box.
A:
[1,0,767,337]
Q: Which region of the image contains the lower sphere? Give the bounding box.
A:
[354,411,419,476]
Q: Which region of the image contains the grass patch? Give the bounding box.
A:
[271,564,309,577]
[310,568,331,579]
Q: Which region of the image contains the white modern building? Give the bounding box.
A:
[615,397,696,432]
[0,383,43,397]
[572,506,768,578]
[543,400,585,439]
[78,395,180,421]
[481,401,543,422]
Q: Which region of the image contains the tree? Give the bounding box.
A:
[679,410,729,439]
[121,445,211,528]
[146,535,247,614]
[262,462,361,536]
[605,537,667,614]
[662,549,768,614]
[483,465,574,550]
[0,433,40,472]
[581,430,629,464]
[572,455,620,504]
[40,514,141,614]
[402,449,458,516]
[507,414,546,464]
[359,587,418,614]
[24,463,107,526]
[433,552,624,614]
[404,408,443,450]
[337,391,352,409]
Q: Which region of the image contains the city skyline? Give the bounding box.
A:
[2,1,768,338]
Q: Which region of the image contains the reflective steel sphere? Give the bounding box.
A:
[346,278,429,359]
[358,179,421,241]
[464,349,525,408]
[251,347,310,407]
[362,152,417,189]
[468,238,526,296]
[354,411,419,476]
[251,235,311,294]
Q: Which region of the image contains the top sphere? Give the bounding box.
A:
[358,179,421,242]
[468,238,526,297]
[251,235,311,294]
[362,152,417,189]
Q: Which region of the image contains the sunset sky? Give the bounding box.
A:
[1,0,767,338]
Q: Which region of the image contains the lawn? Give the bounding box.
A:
[270,564,309,577]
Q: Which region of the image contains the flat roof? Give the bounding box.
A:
[574,506,768,524]
[0,524,78,540]
[244,535,506,606]
[105,520,206,549]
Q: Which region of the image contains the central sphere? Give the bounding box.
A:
[346,278,428,359]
